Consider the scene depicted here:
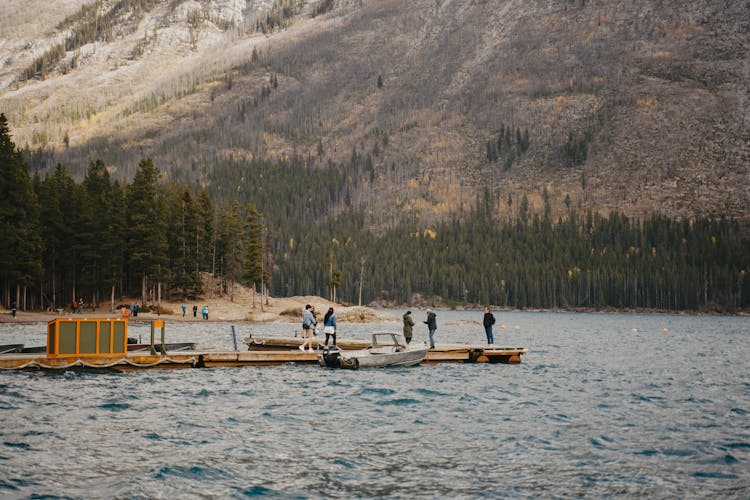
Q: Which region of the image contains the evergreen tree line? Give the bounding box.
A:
[210,153,750,313]
[271,199,749,312]
[0,114,268,312]
[2,112,748,313]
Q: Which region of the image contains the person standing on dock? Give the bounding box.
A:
[181,303,187,317]
[402,311,414,344]
[424,309,437,349]
[300,304,316,351]
[323,307,337,346]
[202,306,208,320]
[193,305,198,318]
[483,307,496,345]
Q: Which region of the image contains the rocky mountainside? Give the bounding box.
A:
[1,0,748,223]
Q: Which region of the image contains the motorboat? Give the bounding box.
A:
[319,332,428,369]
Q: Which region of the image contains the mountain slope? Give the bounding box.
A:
[1,0,748,223]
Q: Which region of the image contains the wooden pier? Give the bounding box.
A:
[0,319,526,372]
[0,343,526,372]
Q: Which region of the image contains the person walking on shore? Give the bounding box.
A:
[424,309,437,349]
[181,303,187,317]
[402,310,414,344]
[192,305,198,318]
[300,304,316,351]
[483,307,496,345]
[323,307,337,346]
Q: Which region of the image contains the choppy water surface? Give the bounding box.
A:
[1,311,748,498]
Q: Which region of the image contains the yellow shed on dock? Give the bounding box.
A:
[47,318,128,358]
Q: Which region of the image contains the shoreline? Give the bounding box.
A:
[1,300,746,324]
[0,295,400,325]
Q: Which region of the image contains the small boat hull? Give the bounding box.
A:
[319,333,428,369]
[126,342,196,352]
[351,347,429,368]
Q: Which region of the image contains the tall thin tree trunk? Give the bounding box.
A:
[358,256,367,306]
[210,213,217,299]
[260,242,265,313]
[196,221,200,290]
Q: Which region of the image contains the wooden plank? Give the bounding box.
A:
[244,336,369,351]
[424,351,471,362]
[200,350,320,367]
[235,351,318,362]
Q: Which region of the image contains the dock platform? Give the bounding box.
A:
[0,318,525,371]
[0,342,526,372]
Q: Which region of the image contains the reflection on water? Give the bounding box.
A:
[1,311,749,497]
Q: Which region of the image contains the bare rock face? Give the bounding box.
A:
[1,0,748,222]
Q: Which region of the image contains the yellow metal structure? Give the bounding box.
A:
[46,318,128,358]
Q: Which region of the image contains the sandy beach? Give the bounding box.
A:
[0,282,398,325]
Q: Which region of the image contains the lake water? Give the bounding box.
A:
[1,310,748,498]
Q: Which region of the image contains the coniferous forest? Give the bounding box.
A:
[1,113,748,313]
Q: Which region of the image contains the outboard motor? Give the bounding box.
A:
[320,346,359,369]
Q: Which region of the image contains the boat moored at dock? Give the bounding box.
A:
[319,333,429,369]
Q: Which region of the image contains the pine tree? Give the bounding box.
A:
[243,203,264,306]
[216,201,244,300]
[0,113,42,309]
[126,157,167,306]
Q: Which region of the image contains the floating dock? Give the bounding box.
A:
[244,336,527,364]
[0,319,526,372]
[0,344,526,372]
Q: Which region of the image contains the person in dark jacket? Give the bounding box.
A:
[483,307,496,345]
[323,307,337,346]
[402,311,415,344]
[424,309,437,348]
